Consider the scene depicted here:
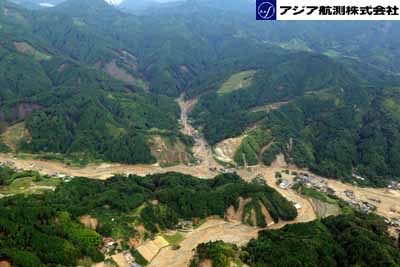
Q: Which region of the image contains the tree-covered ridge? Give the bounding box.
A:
[0,50,182,163]
[191,213,400,267]
[259,87,400,186]
[21,88,180,164]
[191,53,367,144]
[0,171,297,267]
[190,241,242,267]
[190,51,400,185]
[0,0,192,164]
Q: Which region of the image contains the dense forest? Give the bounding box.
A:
[0,170,296,266]
[0,0,191,164]
[191,213,400,267]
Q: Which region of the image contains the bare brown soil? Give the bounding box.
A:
[226,197,252,222]
[0,260,11,267]
[149,135,193,166]
[79,215,99,230]
[14,42,34,54]
[136,236,169,262]
[199,259,213,267]
[14,42,38,55]
[9,103,43,123]
[58,63,68,73]
[1,122,31,150]
[104,60,136,84]
[309,198,340,219]
[14,42,50,60]
[259,201,275,226]
[112,253,129,267]
[214,135,246,164]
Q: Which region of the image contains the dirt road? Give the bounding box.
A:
[0,154,218,179]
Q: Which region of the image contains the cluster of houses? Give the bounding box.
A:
[351,199,377,213]
[388,181,400,190]
[100,237,143,267]
[121,250,142,267]
[286,174,382,214]
[0,160,75,182]
[341,190,378,213]
[0,160,14,167]
[278,178,291,189]
[208,167,233,174]
[387,207,400,234]
[385,218,400,235]
[292,174,400,233]
[277,173,338,196]
[176,220,194,232]
[296,174,336,195]
[0,160,24,173]
[100,237,118,255]
[47,172,74,182]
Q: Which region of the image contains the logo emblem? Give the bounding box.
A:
[256,0,277,20]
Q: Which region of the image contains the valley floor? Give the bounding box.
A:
[1,152,397,225]
[1,98,399,266]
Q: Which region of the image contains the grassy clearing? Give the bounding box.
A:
[384,98,400,120]
[279,38,312,52]
[0,176,60,195]
[294,184,338,205]
[218,70,257,95]
[131,203,147,216]
[162,232,184,246]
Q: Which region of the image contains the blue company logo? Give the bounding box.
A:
[256,0,277,20]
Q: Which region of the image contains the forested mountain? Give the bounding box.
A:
[190,51,400,185]
[0,0,188,164]
[1,0,400,183]
[191,213,400,267]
